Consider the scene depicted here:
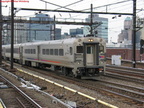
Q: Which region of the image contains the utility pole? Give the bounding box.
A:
[90,4,93,35]
[53,15,55,40]
[132,0,136,68]
[0,0,2,65]
[10,0,14,70]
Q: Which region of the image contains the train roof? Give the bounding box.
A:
[19,38,76,46]
[2,37,105,47]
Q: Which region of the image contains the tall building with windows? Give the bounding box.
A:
[55,28,61,40]
[14,22,28,43]
[28,13,54,42]
[118,17,133,43]
[2,13,62,44]
[118,17,141,45]
[2,16,28,44]
[69,28,83,36]
[85,14,108,42]
[28,13,62,41]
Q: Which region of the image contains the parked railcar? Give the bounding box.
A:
[2,36,106,79]
[2,44,21,63]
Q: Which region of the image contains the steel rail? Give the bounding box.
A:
[107,67,144,76]
[105,72,144,83]
[0,75,42,108]
[97,80,144,92]
[106,64,144,72]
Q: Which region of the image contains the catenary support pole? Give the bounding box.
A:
[132,0,136,68]
[0,0,2,65]
[90,4,93,35]
[11,0,14,70]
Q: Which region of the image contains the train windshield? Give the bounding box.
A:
[77,46,83,53]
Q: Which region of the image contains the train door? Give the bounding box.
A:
[84,43,99,66]
[37,45,40,60]
[2,47,6,59]
[20,46,23,64]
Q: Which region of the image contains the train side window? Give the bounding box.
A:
[77,46,83,53]
[6,48,10,53]
[99,45,104,52]
[14,48,15,53]
[26,49,28,54]
[28,49,30,54]
[16,48,19,53]
[32,49,35,54]
[87,46,92,54]
[59,49,63,56]
[34,49,36,54]
[46,49,49,55]
[14,48,18,53]
[70,47,73,55]
[50,49,53,55]
[42,49,46,55]
[55,49,58,55]
[30,49,32,54]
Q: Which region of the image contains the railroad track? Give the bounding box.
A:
[0,75,42,108]
[2,61,144,107]
[65,77,144,105]
[106,65,144,83]
[2,61,117,108]
[14,65,144,105]
[88,80,144,104]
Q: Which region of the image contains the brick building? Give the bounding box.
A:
[106,48,144,61]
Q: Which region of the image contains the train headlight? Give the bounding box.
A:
[88,39,94,42]
[77,61,81,64]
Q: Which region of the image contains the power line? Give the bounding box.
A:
[82,0,132,11]
[54,0,84,10]
[14,7,133,15]
[39,0,74,11]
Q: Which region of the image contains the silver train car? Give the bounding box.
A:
[2,36,106,79]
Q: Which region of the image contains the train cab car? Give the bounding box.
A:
[33,37,106,79]
[2,44,11,61]
[70,37,106,79]
[2,36,106,79]
[2,44,21,63]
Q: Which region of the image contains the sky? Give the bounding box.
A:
[1,0,144,42]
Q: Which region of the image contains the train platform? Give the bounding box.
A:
[0,98,5,108]
[0,103,3,108]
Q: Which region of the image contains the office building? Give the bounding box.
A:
[85,14,108,42]
[28,13,54,42]
[69,28,83,36]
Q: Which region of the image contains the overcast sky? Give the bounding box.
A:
[2,0,144,42]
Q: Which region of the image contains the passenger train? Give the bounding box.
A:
[2,36,106,79]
